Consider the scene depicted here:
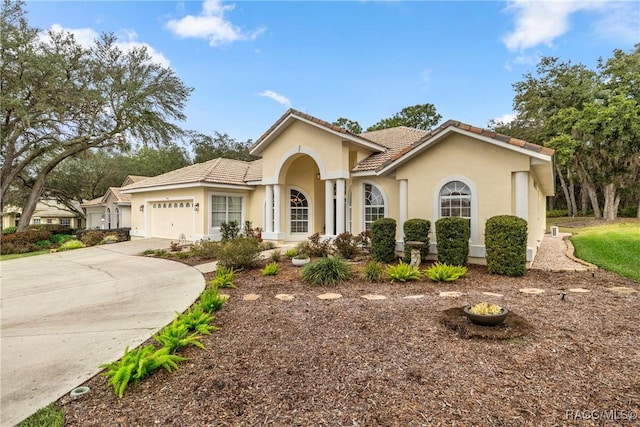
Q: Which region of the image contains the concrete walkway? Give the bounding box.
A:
[530,232,597,271]
[0,239,205,427]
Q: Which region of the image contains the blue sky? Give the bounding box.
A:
[26,0,640,143]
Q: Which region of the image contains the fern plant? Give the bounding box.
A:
[153,319,205,353]
[262,261,279,276]
[425,262,467,282]
[385,261,421,283]
[177,304,218,334]
[285,249,297,259]
[362,260,383,282]
[200,286,228,312]
[100,345,185,398]
[211,266,236,288]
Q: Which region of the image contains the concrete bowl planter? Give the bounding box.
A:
[292,256,310,266]
[463,305,509,326]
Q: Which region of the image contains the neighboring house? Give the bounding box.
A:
[82,175,149,230]
[1,200,83,229]
[122,109,555,264]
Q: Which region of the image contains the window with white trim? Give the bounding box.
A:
[33,218,41,225]
[60,218,71,226]
[290,189,309,233]
[439,181,471,218]
[211,195,242,227]
[364,183,385,230]
[106,208,111,229]
[115,207,120,228]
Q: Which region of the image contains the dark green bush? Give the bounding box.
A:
[370,218,397,263]
[2,226,17,235]
[435,217,469,266]
[618,206,637,218]
[220,221,240,242]
[50,234,76,244]
[216,237,262,270]
[189,239,219,259]
[301,257,351,286]
[546,209,569,218]
[485,215,528,277]
[333,232,359,259]
[403,218,431,263]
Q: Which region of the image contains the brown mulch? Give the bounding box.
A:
[58,262,640,426]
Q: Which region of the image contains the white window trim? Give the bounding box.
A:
[361,181,388,232]
[287,185,312,241]
[433,175,478,246]
[209,192,246,237]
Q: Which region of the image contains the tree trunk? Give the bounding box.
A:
[637,198,640,219]
[17,178,46,232]
[568,171,578,217]
[580,189,589,216]
[576,159,601,218]
[602,183,618,221]
[556,164,573,216]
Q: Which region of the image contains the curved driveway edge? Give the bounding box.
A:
[0,239,205,426]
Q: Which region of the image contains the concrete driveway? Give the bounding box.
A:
[0,239,205,426]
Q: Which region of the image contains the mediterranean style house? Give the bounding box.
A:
[2,200,83,230]
[122,109,555,264]
[82,175,149,229]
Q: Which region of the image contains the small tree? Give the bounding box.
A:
[370,218,396,263]
[435,217,469,266]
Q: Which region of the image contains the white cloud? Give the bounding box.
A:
[165,0,265,47]
[504,51,542,70]
[493,113,517,124]
[502,0,617,51]
[258,90,291,107]
[42,24,171,67]
[590,2,640,44]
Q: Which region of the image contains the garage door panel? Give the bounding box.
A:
[150,201,193,241]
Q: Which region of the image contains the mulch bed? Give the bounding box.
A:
[58,261,640,426]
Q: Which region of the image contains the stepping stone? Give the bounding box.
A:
[404,295,425,300]
[361,294,387,301]
[275,294,295,301]
[439,291,465,297]
[568,288,590,293]
[317,293,342,300]
[482,292,504,297]
[242,294,261,301]
[608,287,637,294]
[519,288,545,295]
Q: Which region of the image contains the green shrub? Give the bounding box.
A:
[370,218,397,263]
[618,206,637,218]
[242,220,260,239]
[100,345,185,398]
[385,261,421,283]
[153,319,205,353]
[177,304,218,335]
[546,209,569,218]
[57,239,86,251]
[200,287,228,312]
[306,232,331,257]
[211,266,236,288]
[435,217,469,266]
[220,221,240,242]
[425,262,467,282]
[285,248,297,259]
[485,215,528,277]
[80,230,104,246]
[50,234,76,244]
[189,239,219,259]
[262,261,279,276]
[333,232,359,259]
[216,236,261,270]
[260,241,276,250]
[301,257,351,286]
[2,226,17,235]
[295,241,311,257]
[362,260,383,282]
[269,249,282,262]
[403,218,431,263]
[35,239,52,249]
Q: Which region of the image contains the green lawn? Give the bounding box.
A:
[17,404,64,427]
[0,250,51,261]
[569,222,640,282]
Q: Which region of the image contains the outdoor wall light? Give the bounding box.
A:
[194,202,200,211]
[139,205,144,212]
[316,173,321,180]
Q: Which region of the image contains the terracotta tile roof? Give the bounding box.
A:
[252,108,363,150]
[244,159,263,182]
[352,127,429,172]
[384,120,554,168]
[122,158,253,191]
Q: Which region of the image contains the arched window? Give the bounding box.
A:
[290,189,309,233]
[106,208,111,229]
[364,183,385,230]
[115,207,120,229]
[439,181,471,218]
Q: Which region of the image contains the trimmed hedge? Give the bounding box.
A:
[403,218,430,263]
[435,217,469,266]
[485,215,528,277]
[370,218,396,263]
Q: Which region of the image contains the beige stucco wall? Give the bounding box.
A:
[527,173,548,257]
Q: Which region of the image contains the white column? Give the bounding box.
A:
[515,171,528,220]
[324,179,334,236]
[399,179,408,240]
[273,184,282,233]
[336,178,346,234]
[265,185,273,233]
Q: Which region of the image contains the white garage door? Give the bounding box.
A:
[149,201,194,241]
